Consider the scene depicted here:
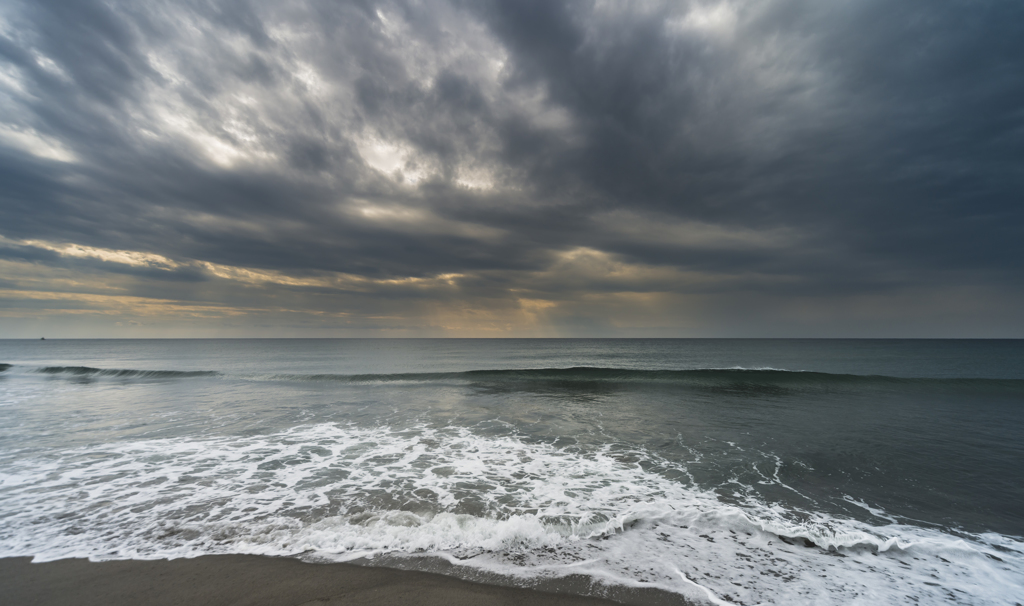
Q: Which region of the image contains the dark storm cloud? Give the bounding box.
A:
[0,0,1022,335]
[477,0,1024,261]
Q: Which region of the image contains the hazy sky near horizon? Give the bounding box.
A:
[1,0,1022,337]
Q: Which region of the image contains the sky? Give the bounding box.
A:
[0,0,1022,338]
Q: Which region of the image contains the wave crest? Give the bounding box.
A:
[37,366,219,379]
[271,366,1024,393]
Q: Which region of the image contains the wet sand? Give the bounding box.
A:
[0,555,638,606]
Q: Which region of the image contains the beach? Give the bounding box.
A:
[2,339,1023,605]
[0,555,646,606]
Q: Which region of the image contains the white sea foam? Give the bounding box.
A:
[1,423,1022,605]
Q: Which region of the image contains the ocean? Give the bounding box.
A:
[1,339,1022,605]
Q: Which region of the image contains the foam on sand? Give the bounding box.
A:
[1,423,1021,605]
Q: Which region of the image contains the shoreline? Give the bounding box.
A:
[0,555,693,606]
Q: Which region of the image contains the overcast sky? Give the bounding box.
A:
[0,0,1021,337]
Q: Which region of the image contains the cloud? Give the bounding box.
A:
[0,0,1021,336]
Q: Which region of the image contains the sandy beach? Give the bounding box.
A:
[0,555,656,606]
[5,341,1022,604]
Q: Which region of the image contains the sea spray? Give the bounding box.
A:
[2,423,1021,604]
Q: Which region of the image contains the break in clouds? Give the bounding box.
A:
[0,0,1022,336]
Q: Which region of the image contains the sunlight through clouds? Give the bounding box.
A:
[0,0,1021,337]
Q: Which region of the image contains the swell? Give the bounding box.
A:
[277,367,1024,392]
[24,365,1024,393]
[37,366,220,379]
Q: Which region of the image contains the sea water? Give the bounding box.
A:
[1,339,1022,604]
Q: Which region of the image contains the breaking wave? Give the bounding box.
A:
[270,367,1024,394]
[1,423,1021,605]
[26,364,1024,396]
[36,366,220,379]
